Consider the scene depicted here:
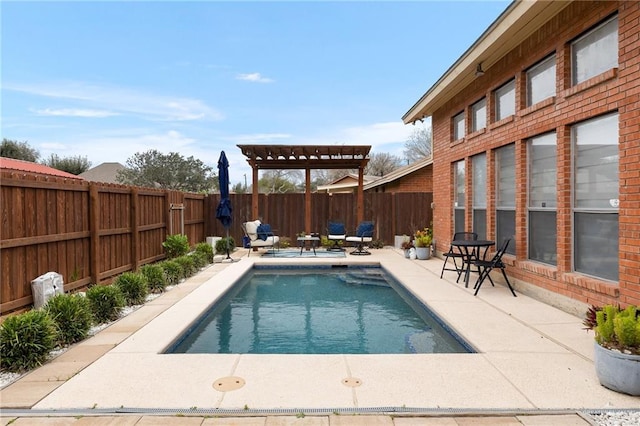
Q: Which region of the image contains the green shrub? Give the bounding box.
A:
[86,285,125,324]
[278,236,291,249]
[0,310,57,372]
[195,242,214,263]
[215,237,235,255]
[45,293,92,346]
[161,260,183,285]
[163,234,190,258]
[175,255,196,278]
[114,272,148,306]
[369,239,385,249]
[139,264,167,293]
[190,251,208,269]
[595,305,640,355]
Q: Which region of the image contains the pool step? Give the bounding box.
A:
[337,272,390,287]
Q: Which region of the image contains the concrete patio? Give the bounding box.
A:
[1,247,638,425]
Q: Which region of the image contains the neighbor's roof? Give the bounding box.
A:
[403,0,571,123]
[237,144,371,170]
[0,157,84,180]
[79,162,125,184]
[363,156,433,191]
[316,174,380,193]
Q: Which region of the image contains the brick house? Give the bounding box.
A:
[364,157,433,193]
[403,1,639,308]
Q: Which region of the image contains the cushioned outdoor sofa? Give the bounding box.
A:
[242,220,280,256]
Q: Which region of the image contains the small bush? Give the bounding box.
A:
[369,239,385,249]
[215,237,235,255]
[195,242,214,263]
[163,234,190,258]
[190,251,208,269]
[114,272,148,306]
[139,264,167,293]
[161,260,183,285]
[86,285,125,324]
[0,309,57,372]
[45,293,92,346]
[175,255,196,278]
[279,237,291,249]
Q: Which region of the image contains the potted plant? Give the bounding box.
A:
[583,304,640,396]
[401,239,414,258]
[413,227,433,260]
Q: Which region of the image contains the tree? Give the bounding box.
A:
[116,150,217,193]
[365,152,403,177]
[231,182,247,194]
[403,126,432,163]
[258,169,302,193]
[42,154,92,175]
[1,139,40,162]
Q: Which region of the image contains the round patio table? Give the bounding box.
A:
[450,239,495,288]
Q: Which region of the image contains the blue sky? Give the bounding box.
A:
[1,0,510,187]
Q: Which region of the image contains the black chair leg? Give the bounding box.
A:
[501,269,517,297]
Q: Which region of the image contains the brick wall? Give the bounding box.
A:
[371,165,433,193]
[431,1,640,306]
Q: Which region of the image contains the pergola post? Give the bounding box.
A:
[251,162,259,220]
[357,167,364,224]
[305,168,311,234]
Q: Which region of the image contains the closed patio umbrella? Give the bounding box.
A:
[215,151,236,261]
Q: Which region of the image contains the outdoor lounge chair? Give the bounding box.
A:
[326,221,346,251]
[346,221,374,255]
[242,220,280,256]
[440,232,478,281]
[471,238,516,297]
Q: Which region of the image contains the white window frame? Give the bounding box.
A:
[454,160,466,233]
[471,98,487,132]
[472,153,487,239]
[495,79,515,121]
[572,112,619,281]
[527,55,556,107]
[571,15,618,85]
[453,112,465,141]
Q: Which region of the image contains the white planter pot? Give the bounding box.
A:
[415,246,431,260]
[594,341,640,396]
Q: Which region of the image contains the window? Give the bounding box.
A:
[453,111,465,140]
[527,55,556,106]
[495,79,515,121]
[572,15,618,85]
[454,160,466,233]
[528,133,556,265]
[496,144,516,255]
[573,113,619,281]
[471,98,487,132]
[472,154,487,239]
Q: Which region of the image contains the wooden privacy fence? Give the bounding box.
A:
[1,172,205,314]
[206,192,434,251]
[1,171,432,314]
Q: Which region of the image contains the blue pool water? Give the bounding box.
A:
[166,266,472,354]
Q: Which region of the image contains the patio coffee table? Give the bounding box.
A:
[297,235,320,255]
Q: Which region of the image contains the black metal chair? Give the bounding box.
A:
[471,238,516,297]
[440,232,478,281]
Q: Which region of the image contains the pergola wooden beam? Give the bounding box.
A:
[238,144,371,233]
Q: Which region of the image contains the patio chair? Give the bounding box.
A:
[471,238,516,297]
[242,219,280,256]
[346,221,374,255]
[326,221,346,251]
[440,232,478,281]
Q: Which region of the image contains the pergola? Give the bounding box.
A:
[237,144,371,233]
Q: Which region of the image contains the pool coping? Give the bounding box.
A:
[2,248,638,413]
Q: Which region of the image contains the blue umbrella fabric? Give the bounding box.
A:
[216,151,232,229]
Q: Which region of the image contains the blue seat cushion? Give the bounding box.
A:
[328,222,346,235]
[257,224,272,241]
[356,222,374,237]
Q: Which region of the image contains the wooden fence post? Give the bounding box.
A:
[89,184,100,286]
[131,187,139,271]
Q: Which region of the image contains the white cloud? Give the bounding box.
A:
[6,81,224,122]
[32,108,119,118]
[235,73,274,83]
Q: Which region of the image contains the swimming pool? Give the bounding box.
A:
[166,266,473,354]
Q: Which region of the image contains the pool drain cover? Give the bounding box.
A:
[342,377,362,387]
[213,376,245,392]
